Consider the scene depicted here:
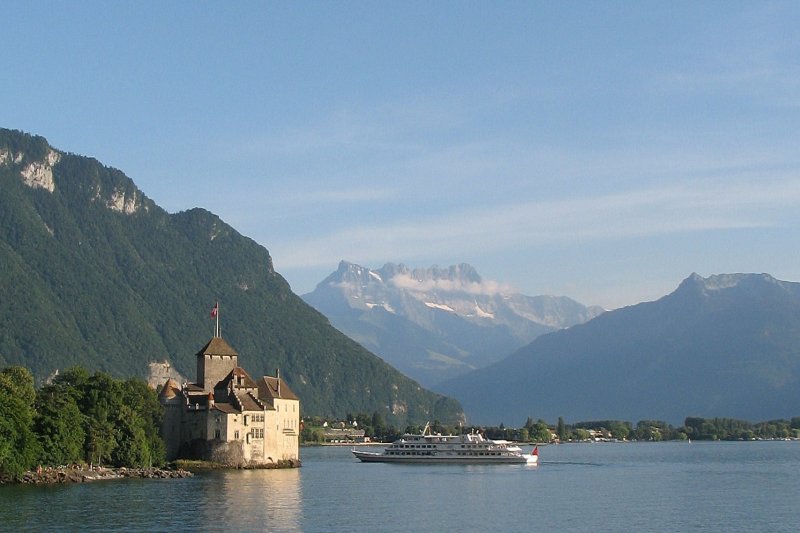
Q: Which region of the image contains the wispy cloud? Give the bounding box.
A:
[389,273,512,296]
[271,175,800,269]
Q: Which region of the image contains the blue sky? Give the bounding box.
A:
[3,2,799,308]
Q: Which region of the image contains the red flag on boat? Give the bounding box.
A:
[532,445,539,456]
[210,303,218,318]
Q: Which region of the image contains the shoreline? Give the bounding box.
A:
[173,458,301,470]
[4,458,303,485]
[3,466,193,485]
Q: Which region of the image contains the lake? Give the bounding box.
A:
[1,441,799,532]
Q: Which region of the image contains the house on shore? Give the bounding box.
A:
[159,335,300,466]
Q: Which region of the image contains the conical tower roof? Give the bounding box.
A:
[158,378,181,400]
[195,336,239,357]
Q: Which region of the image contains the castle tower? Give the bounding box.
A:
[196,336,239,391]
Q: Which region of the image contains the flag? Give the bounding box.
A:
[210,303,218,318]
[532,445,539,456]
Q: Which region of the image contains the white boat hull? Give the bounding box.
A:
[352,449,538,465]
[352,424,539,465]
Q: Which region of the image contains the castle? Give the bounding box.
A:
[159,334,300,466]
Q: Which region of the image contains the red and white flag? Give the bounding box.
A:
[210,303,218,318]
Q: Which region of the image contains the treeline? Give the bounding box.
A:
[302,414,474,443]
[683,416,800,441]
[0,365,165,479]
[302,412,408,443]
[490,416,800,442]
[302,413,800,444]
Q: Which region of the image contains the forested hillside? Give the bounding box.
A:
[0,128,463,426]
[441,273,800,425]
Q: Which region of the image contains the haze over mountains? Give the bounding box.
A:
[439,273,800,425]
[303,260,603,387]
[0,128,462,426]
[4,128,799,429]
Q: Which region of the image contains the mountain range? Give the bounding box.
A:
[5,127,798,430]
[303,260,603,386]
[438,272,800,425]
[0,128,463,426]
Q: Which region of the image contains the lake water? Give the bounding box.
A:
[2,441,799,532]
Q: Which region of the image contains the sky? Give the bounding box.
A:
[3,1,800,309]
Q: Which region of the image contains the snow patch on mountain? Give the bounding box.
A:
[302,260,604,386]
[472,304,495,319]
[424,302,456,313]
[365,302,396,313]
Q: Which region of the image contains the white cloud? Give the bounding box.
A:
[388,273,512,296]
[271,175,800,270]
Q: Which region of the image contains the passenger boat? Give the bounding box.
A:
[352,424,539,464]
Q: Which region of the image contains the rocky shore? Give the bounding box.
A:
[6,466,193,485]
[173,458,301,470]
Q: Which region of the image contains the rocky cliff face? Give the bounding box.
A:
[0,127,464,426]
[0,131,147,215]
[17,149,60,192]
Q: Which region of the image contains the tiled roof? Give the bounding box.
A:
[232,367,258,388]
[158,378,181,399]
[216,367,258,391]
[195,336,239,358]
[212,402,239,414]
[258,376,299,401]
[236,391,266,412]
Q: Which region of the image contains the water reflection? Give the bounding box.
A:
[204,468,302,532]
[4,443,800,532]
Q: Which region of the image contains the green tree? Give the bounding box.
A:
[112,405,150,467]
[608,421,631,440]
[52,367,90,406]
[371,411,386,439]
[0,366,42,477]
[118,378,166,467]
[85,417,116,466]
[34,383,85,466]
[557,416,566,441]
[300,426,325,444]
[530,420,552,443]
[573,428,591,441]
[78,372,122,465]
[634,420,669,441]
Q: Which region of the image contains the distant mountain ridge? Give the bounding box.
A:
[0,127,463,426]
[302,260,604,387]
[439,272,800,425]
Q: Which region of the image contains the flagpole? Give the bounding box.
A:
[216,301,220,338]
